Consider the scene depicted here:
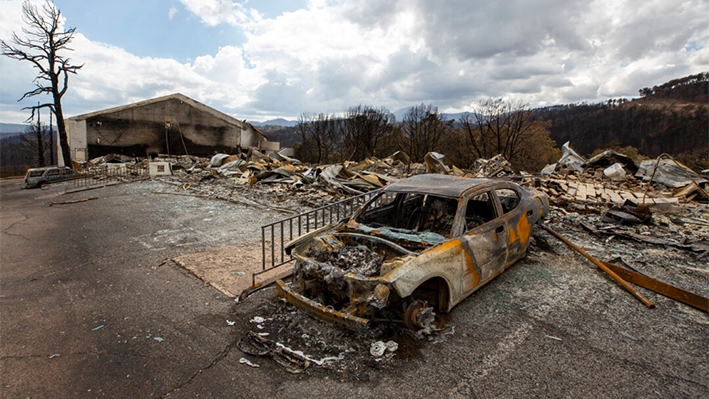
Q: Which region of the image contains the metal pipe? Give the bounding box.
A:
[280,223,284,263]
[602,261,707,312]
[261,226,266,271]
[540,223,654,308]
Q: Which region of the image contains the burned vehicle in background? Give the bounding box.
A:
[276,174,549,330]
[23,166,77,189]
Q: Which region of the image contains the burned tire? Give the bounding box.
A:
[404,299,444,332]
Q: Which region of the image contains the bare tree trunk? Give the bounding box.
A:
[54,95,72,167]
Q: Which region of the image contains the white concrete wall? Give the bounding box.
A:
[66,118,88,163]
[241,125,264,148]
[260,140,280,152]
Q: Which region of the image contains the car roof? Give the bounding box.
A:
[383,174,492,198]
[28,166,66,171]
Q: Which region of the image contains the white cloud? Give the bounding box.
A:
[177,0,261,27]
[1,0,708,123]
[168,7,178,20]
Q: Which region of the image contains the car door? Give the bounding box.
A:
[46,168,61,183]
[457,189,508,296]
[60,168,75,182]
[494,186,531,263]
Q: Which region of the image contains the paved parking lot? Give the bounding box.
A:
[1,178,707,398]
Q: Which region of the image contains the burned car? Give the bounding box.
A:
[23,166,77,189]
[276,174,549,330]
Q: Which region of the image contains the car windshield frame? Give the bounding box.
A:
[353,190,461,239]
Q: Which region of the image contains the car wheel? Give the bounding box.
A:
[403,299,444,331]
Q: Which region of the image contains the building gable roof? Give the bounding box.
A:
[66,93,266,138]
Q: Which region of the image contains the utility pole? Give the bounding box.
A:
[49,110,54,165]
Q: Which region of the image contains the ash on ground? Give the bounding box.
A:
[237,297,432,380]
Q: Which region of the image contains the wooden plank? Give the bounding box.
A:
[566,182,577,197]
[600,187,611,202]
[606,189,624,204]
[586,183,599,204]
[594,184,603,201]
[646,197,681,212]
[588,183,601,203]
[650,197,680,205]
[576,183,588,202]
[619,191,635,202]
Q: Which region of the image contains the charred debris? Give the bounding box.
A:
[78,143,709,278]
[76,144,708,372]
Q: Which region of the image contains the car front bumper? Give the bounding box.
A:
[275,279,371,330]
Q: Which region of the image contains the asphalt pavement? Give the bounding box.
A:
[1,178,707,398]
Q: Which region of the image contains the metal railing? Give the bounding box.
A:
[69,165,148,190]
[255,189,395,287]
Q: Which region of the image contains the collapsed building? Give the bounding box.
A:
[63,93,278,165]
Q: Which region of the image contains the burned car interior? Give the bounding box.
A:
[355,193,458,238]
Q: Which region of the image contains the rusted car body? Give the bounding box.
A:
[277,174,549,329]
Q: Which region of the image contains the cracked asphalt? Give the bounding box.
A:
[1,178,707,398]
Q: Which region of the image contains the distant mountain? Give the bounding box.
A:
[252,118,297,127]
[0,123,29,134]
[392,107,467,122]
[534,73,708,160]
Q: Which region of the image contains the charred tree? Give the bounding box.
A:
[399,104,451,163]
[20,113,51,167]
[295,113,342,163]
[342,105,395,161]
[1,0,83,168]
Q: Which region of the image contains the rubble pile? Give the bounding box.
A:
[543,204,708,293]
[470,154,515,178]
[532,143,707,213]
[79,150,488,213]
[79,141,706,220]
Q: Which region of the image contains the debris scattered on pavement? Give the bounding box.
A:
[239,357,260,368]
[235,297,450,375]
[369,340,399,358]
[74,145,708,375]
[541,223,655,308]
[49,197,98,206]
[618,331,639,341]
[370,341,386,357]
[237,331,312,373]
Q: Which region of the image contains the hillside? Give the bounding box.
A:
[534,73,708,159]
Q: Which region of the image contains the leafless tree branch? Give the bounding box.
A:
[2,0,83,167]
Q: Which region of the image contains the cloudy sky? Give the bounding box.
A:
[1,0,707,124]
